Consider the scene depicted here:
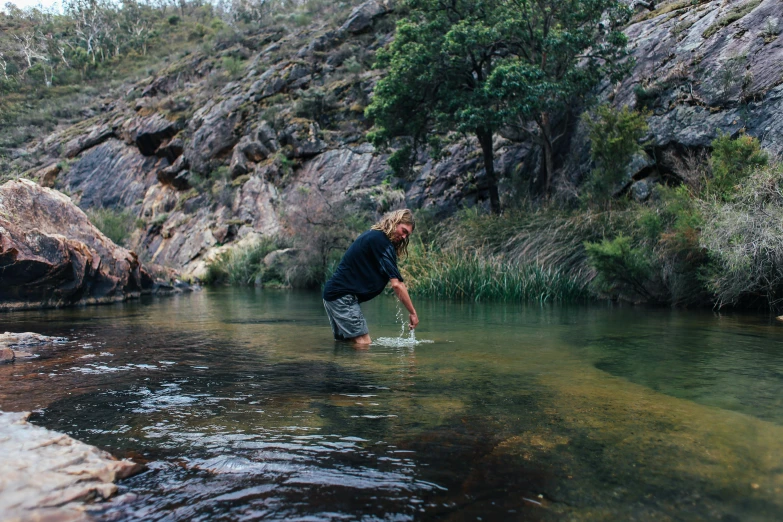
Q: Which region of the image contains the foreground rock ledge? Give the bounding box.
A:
[0,179,156,311]
[0,411,145,521]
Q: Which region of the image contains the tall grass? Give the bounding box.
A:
[87,207,137,246]
[440,206,636,278]
[403,244,590,303]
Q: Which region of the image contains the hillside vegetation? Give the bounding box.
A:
[2,0,782,312]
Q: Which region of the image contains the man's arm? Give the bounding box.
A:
[389,278,419,329]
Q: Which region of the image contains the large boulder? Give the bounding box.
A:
[0,179,155,311]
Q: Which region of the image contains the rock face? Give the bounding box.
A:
[562,0,783,185]
[0,179,155,311]
[0,411,144,521]
[3,0,781,277]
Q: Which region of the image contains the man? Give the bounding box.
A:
[323,209,419,345]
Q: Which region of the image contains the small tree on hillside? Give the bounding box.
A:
[366,0,632,212]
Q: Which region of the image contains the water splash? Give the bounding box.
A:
[395,302,406,337]
[372,329,433,348]
[371,303,433,347]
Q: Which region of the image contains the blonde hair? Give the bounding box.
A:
[371,209,415,258]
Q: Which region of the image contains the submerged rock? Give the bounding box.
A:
[0,332,69,364]
[0,179,155,311]
[0,411,144,520]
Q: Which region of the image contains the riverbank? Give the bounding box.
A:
[199,134,783,313]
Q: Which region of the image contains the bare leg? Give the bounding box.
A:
[350,333,372,345]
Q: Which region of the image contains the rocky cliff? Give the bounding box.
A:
[4,0,781,278]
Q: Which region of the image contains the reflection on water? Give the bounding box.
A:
[1,288,783,520]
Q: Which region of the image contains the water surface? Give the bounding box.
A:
[1,289,782,520]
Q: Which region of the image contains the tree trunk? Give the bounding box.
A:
[477,127,500,214]
[538,112,555,194]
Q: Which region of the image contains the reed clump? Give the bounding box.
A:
[402,244,590,302]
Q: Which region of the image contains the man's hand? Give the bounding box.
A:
[390,278,419,330]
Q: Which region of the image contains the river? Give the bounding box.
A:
[1,289,782,520]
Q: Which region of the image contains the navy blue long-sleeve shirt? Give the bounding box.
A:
[322,230,403,303]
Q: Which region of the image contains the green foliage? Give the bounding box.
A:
[222,56,244,78]
[150,212,169,228]
[366,0,632,209]
[700,163,783,309]
[203,237,287,286]
[584,235,656,301]
[706,133,768,201]
[581,105,649,204]
[294,88,337,126]
[87,207,136,246]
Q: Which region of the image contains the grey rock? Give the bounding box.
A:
[63,125,115,159]
[0,332,68,361]
[121,113,181,156]
[156,137,185,162]
[241,139,270,162]
[286,63,310,83]
[63,138,162,210]
[340,0,389,34]
[32,162,61,188]
[296,31,341,58]
[172,169,192,191]
[263,247,297,268]
[257,122,280,151]
[280,122,326,158]
[184,96,243,174]
[158,154,188,186]
[626,151,656,180]
[631,179,653,202]
[230,146,249,178]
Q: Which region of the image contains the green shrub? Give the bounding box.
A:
[151,212,169,228]
[700,163,783,309]
[706,133,768,201]
[653,185,709,305]
[222,57,244,78]
[203,237,285,286]
[294,88,337,126]
[87,207,136,246]
[584,235,657,301]
[581,105,649,205]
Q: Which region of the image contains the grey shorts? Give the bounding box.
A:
[323,294,369,341]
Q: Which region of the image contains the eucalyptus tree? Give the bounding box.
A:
[366,0,632,211]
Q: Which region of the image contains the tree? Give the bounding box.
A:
[366,0,631,212]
